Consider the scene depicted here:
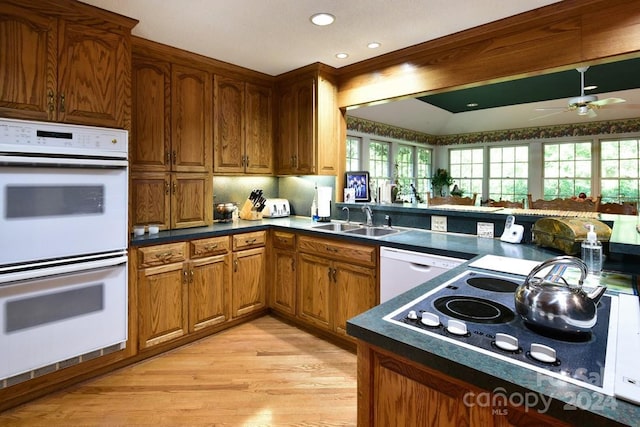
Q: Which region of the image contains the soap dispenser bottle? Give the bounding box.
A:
[311,183,319,222]
[581,224,602,275]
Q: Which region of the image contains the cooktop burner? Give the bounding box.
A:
[434,296,515,324]
[383,269,618,394]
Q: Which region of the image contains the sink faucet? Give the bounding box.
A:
[342,206,350,223]
[362,205,373,226]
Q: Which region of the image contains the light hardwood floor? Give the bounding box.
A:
[0,316,358,426]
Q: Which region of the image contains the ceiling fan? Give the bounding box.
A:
[531,66,627,120]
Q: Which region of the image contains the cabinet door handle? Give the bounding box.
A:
[183,269,189,284]
[327,267,332,281]
[172,182,177,194]
[165,181,170,195]
[332,268,337,282]
[291,259,295,271]
[172,150,177,164]
[245,155,249,166]
[59,93,65,112]
[166,151,171,164]
[47,90,55,112]
[234,258,238,272]
[190,269,194,283]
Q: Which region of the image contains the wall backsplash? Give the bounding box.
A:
[212,175,337,219]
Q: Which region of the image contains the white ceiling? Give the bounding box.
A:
[80,0,640,134]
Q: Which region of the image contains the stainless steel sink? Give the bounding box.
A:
[312,223,362,232]
[344,227,402,237]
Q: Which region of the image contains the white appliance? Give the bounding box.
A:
[262,198,290,217]
[379,246,465,303]
[0,118,129,383]
[614,293,640,404]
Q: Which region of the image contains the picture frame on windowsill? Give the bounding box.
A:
[345,171,370,202]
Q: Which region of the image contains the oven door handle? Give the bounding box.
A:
[0,254,128,285]
[0,155,127,168]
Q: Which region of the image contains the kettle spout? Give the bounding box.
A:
[587,286,607,304]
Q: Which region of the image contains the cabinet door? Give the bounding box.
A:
[138,263,188,349]
[188,254,231,332]
[0,4,56,121]
[132,57,171,171]
[294,78,316,174]
[297,252,332,330]
[57,19,129,128]
[171,173,212,229]
[333,261,376,336]
[271,248,296,315]
[245,83,273,174]
[171,64,211,172]
[213,76,245,173]
[130,172,170,231]
[232,247,266,317]
[275,84,296,174]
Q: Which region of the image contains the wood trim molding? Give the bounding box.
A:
[336,0,640,108]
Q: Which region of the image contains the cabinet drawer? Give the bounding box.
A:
[190,236,230,258]
[298,235,376,267]
[138,242,187,267]
[272,231,296,250]
[233,230,266,250]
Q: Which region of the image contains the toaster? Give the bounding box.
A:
[262,198,290,218]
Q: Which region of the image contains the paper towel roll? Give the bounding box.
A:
[317,186,332,217]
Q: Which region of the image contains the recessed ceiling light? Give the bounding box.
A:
[310,13,335,26]
[335,53,349,59]
[367,42,381,49]
[466,102,479,107]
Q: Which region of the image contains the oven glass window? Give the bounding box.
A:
[5,185,104,218]
[5,284,104,333]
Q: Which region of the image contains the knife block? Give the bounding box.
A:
[239,199,263,221]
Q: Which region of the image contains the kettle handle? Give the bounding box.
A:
[524,255,587,289]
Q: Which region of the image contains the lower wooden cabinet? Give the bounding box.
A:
[136,237,231,350]
[357,342,571,427]
[232,231,267,318]
[296,235,377,339]
[270,231,297,316]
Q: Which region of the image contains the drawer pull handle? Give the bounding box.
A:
[245,238,257,244]
[204,243,219,251]
[325,246,338,252]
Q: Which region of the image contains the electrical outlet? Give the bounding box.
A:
[432,216,447,232]
[477,222,494,238]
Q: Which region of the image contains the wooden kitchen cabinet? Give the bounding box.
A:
[129,172,211,231]
[297,235,377,338]
[213,76,273,174]
[231,231,267,318]
[275,66,339,175]
[270,231,297,316]
[0,1,136,129]
[357,342,570,427]
[136,237,231,350]
[130,43,213,231]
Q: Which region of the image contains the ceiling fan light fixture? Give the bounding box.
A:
[578,105,590,116]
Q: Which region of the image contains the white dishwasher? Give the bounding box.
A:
[380,247,465,303]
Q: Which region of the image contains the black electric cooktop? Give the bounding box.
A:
[383,269,618,394]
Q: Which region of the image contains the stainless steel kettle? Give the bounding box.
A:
[514,255,607,334]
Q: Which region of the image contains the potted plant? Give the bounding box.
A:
[432,168,453,196]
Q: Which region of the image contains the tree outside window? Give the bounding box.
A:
[489,145,528,203]
[601,138,640,203]
[543,142,591,198]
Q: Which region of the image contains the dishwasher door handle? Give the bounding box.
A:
[409,262,433,272]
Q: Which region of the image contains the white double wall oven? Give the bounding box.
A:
[0,118,129,383]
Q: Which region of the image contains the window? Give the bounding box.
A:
[489,145,528,203]
[449,148,483,199]
[416,147,432,199]
[601,138,640,203]
[368,140,390,190]
[395,145,414,199]
[346,136,361,171]
[543,142,592,198]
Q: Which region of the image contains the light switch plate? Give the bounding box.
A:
[477,222,494,238]
[432,216,447,232]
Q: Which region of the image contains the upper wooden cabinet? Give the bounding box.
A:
[213,76,273,174]
[276,68,339,175]
[131,54,212,173]
[0,1,136,129]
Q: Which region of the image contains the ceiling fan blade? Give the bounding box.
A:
[530,110,566,121]
[591,97,626,106]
